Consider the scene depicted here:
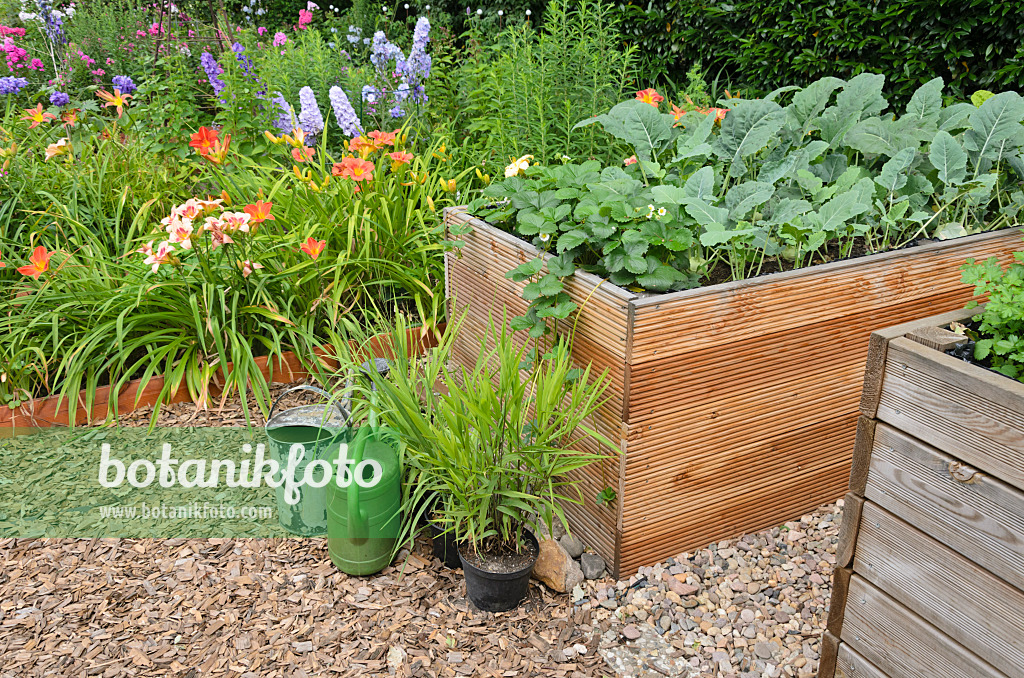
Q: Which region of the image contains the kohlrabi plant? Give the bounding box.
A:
[469,74,1024,337]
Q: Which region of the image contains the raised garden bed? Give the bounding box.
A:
[444,207,1023,576]
[819,306,1024,678]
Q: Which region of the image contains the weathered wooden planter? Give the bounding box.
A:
[819,307,1024,678]
[444,207,1023,577]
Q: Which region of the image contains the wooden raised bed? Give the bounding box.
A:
[444,206,1024,576]
[819,307,1024,678]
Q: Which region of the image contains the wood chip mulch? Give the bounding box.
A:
[0,536,609,678]
[2,381,610,677]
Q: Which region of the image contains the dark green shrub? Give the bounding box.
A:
[619,0,1024,103]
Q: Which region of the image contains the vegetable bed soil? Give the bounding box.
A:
[444,207,1023,577]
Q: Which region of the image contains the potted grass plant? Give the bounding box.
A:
[355,315,615,611]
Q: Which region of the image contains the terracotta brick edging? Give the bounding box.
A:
[2,325,443,429]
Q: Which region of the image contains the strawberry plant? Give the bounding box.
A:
[961,242,1024,382]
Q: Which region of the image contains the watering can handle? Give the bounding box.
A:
[267,385,348,425]
[348,425,370,540]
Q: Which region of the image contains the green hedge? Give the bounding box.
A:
[620,0,1024,103]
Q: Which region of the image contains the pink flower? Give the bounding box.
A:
[257,27,267,35]
[91,69,106,76]
[273,32,287,47]
[136,30,146,37]
[297,9,312,28]
[143,241,176,273]
[28,58,42,70]
[149,22,162,36]
[239,259,263,278]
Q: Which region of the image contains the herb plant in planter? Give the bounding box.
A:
[446,73,1024,575]
[362,318,614,611]
[960,243,1024,382]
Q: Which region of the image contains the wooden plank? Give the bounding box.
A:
[906,325,969,352]
[834,643,890,678]
[836,494,863,569]
[855,502,1024,676]
[863,423,1024,592]
[826,567,852,638]
[843,575,1008,678]
[877,338,1024,491]
[818,630,840,678]
[859,306,977,418]
[848,417,876,497]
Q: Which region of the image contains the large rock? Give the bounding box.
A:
[580,552,606,580]
[532,538,583,593]
[559,534,585,559]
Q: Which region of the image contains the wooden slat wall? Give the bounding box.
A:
[841,576,1008,678]
[854,502,1024,676]
[622,227,1022,572]
[444,209,634,571]
[876,338,1024,492]
[822,307,1024,678]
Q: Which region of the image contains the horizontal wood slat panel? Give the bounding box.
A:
[877,338,1024,492]
[863,423,1024,592]
[854,502,1024,676]
[630,228,1023,363]
[834,642,891,678]
[618,462,849,575]
[842,575,1008,678]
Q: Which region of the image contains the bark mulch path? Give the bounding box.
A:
[0,536,608,678]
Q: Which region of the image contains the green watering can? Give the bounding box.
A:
[265,385,350,536]
[326,359,402,576]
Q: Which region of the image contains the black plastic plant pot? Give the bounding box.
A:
[459,531,539,612]
[430,521,463,569]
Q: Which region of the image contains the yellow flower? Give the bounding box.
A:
[426,195,436,212]
[265,130,282,144]
[442,178,457,193]
[432,143,447,160]
[44,138,70,161]
[293,165,303,179]
[475,168,491,185]
[505,154,533,178]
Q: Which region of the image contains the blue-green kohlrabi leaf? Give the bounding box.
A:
[809,178,875,232]
[843,117,919,157]
[962,91,1024,163]
[874,147,917,193]
[671,111,716,162]
[897,77,944,132]
[684,166,715,200]
[711,99,787,178]
[725,181,775,220]
[788,76,845,132]
[573,99,676,163]
[929,130,968,186]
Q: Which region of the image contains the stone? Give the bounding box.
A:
[600,598,618,610]
[580,552,606,580]
[754,642,775,659]
[571,584,585,603]
[532,538,583,593]
[621,625,642,640]
[559,534,585,559]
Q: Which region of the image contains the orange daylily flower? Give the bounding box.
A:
[348,135,375,157]
[300,236,326,260]
[0,251,6,268]
[331,156,375,182]
[389,151,414,170]
[44,138,70,161]
[624,155,638,166]
[670,103,686,121]
[189,127,219,155]
[21,104,56,129]
[97,88,132,117]
[17,245,52,279]
[203,135,232,165]
[368,129,397,147]
[244,201,274,224]
[635,88,664,107]
[291,147,315,162]
[61,108,80,128]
